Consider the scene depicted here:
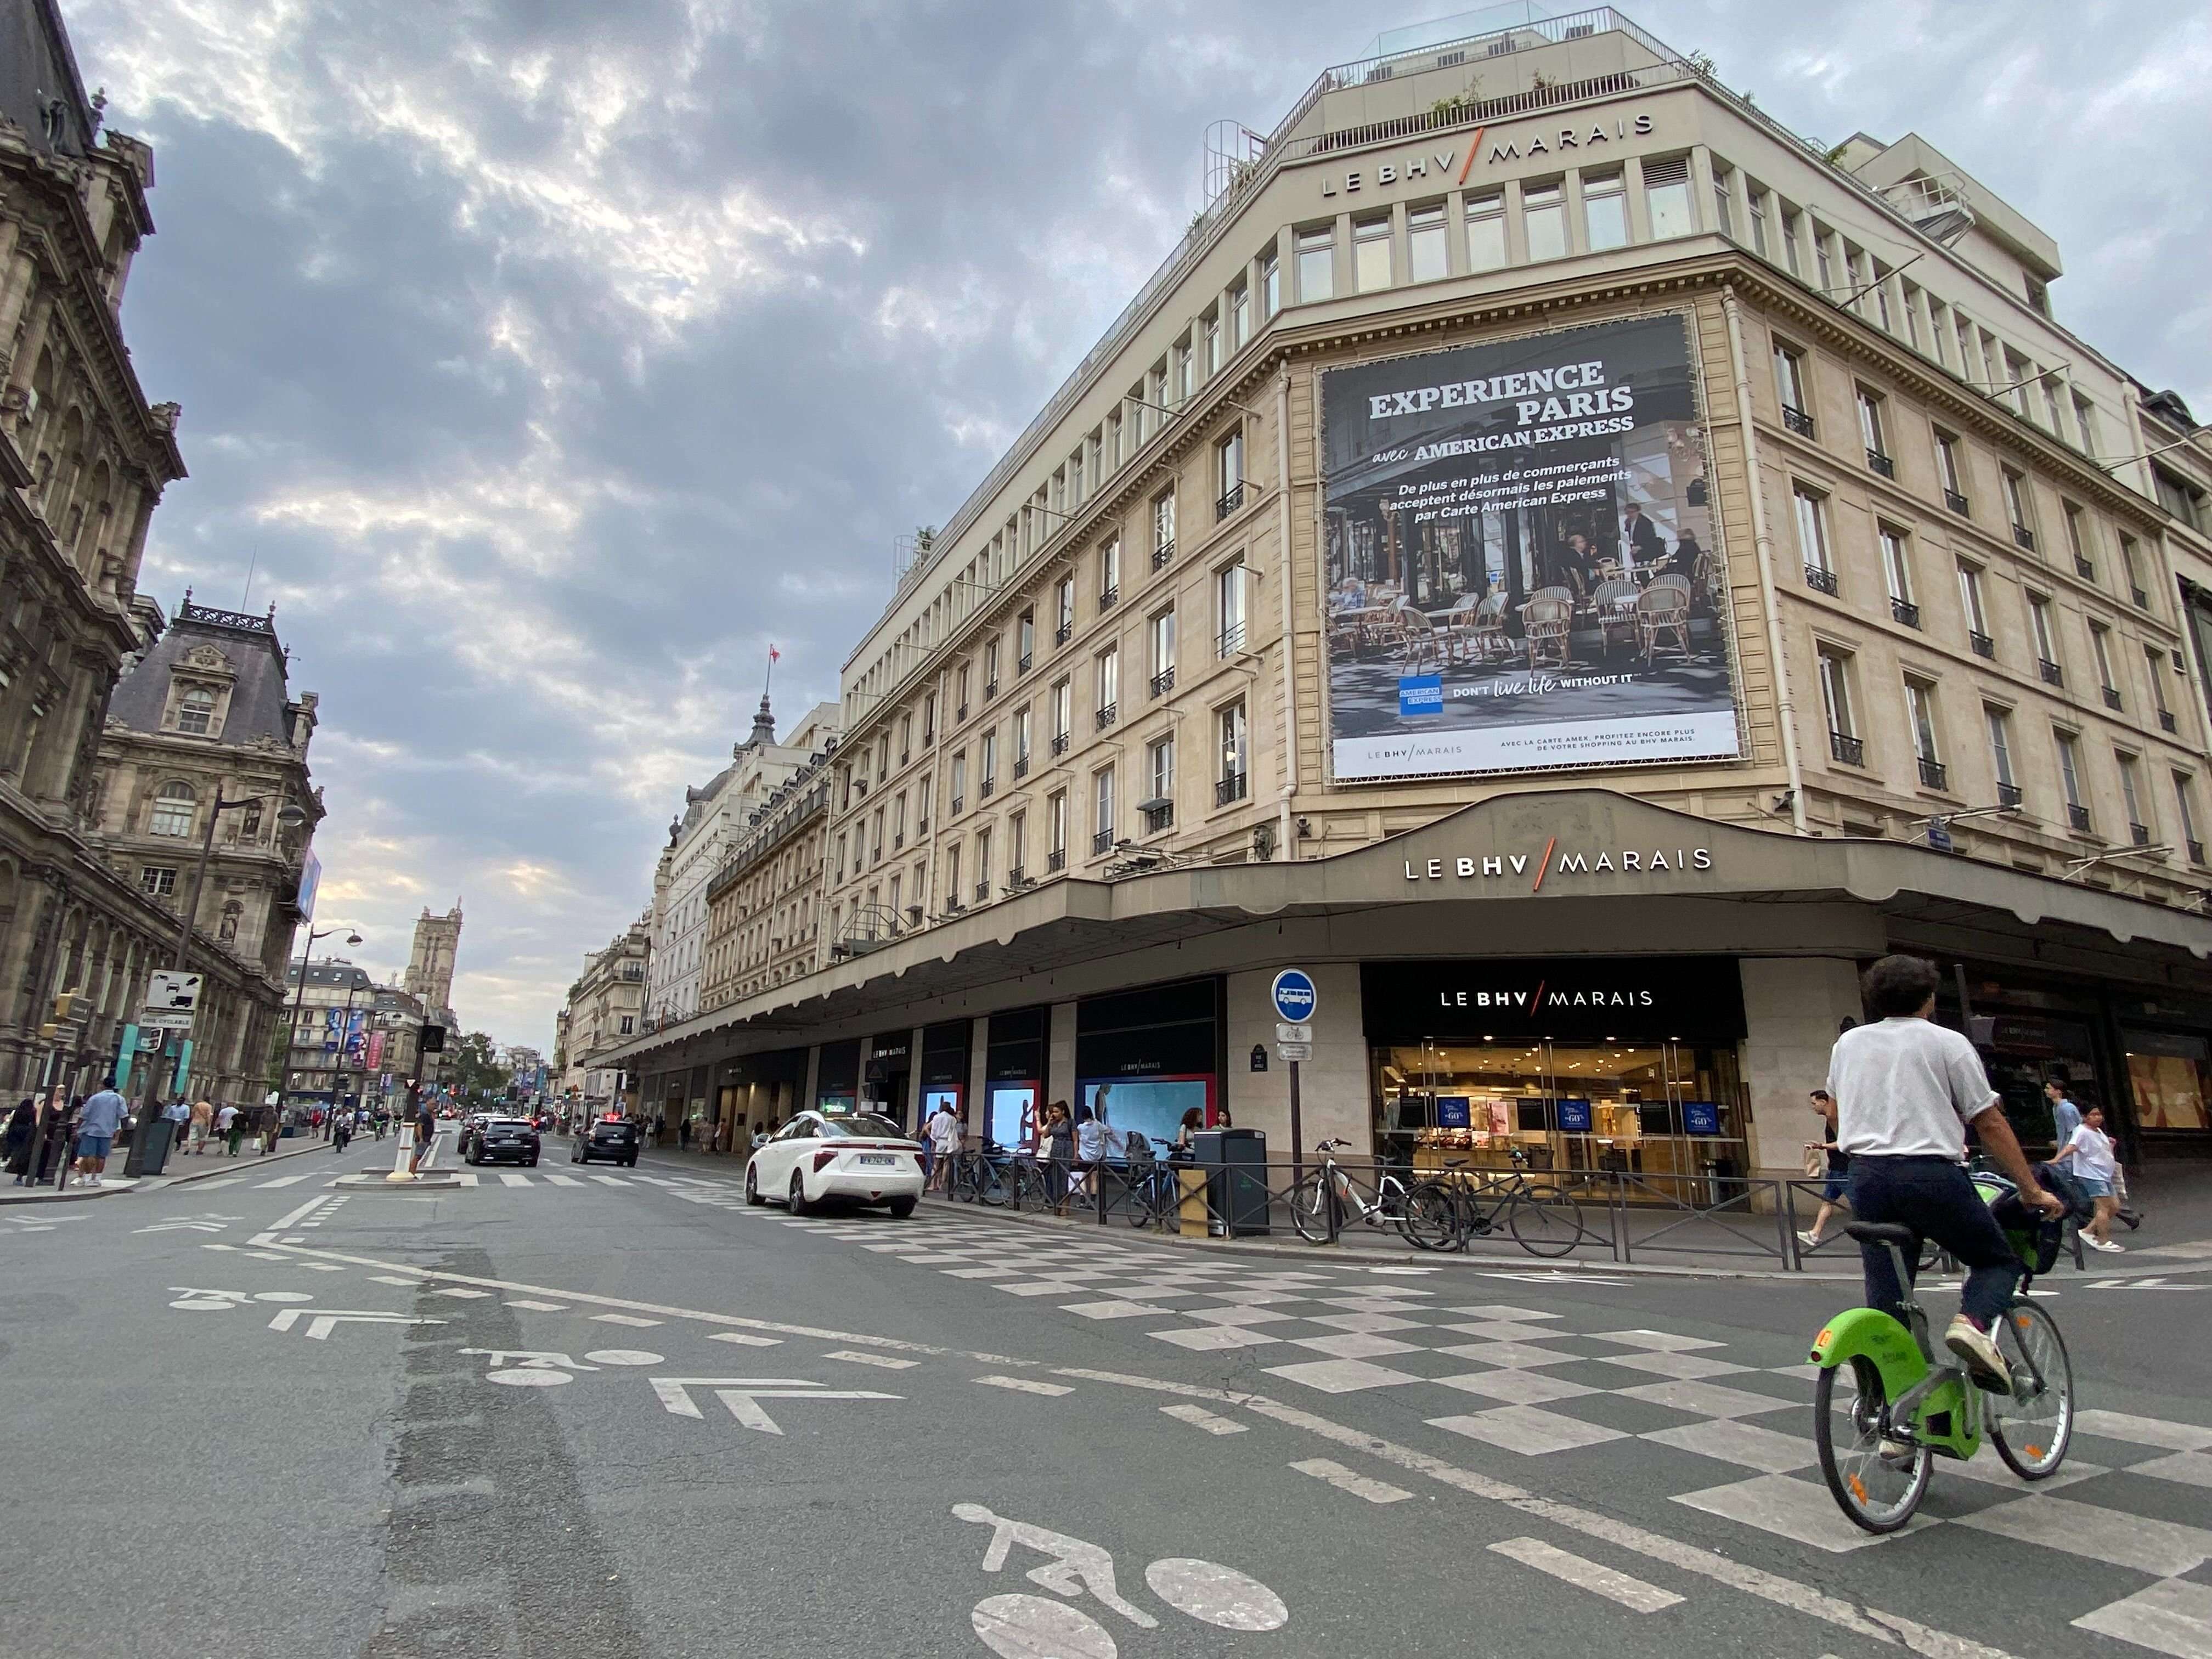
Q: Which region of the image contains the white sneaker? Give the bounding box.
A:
[2090,1238,2125,1254]
[1796,1229,1822,1249]
[1944,1314,2012,1393]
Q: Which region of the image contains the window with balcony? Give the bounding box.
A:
[1048,789,1068,871]
[2091,624,2121,710]
[1906,679,1946,791]
[1051,679,1071,753]
[1013,706,1032,775]
[1092,765,1116,854]
[1216,429,1245,520]
[1054,576,1075,644]
[870,806,885,864]
[1643,157,1691,241]
[2120,535,2149,610]
[2149,648,2177,733]
[2064,504,2096,581]
[1217,560,1249,654]
[950,752,966,816]
[916,778,930,835]
[974,828,993,901]
[1152,490,1176,570]
[1216,701,1249,804]
[1353,213,1392,292]
[1407,202,1447,282]
[1880,527,1917,627]
[1018,611,1035,673]
[1099,537,1121,609]
[922,691,938,744]
[1465,189,1508,270]
[984,637,1001,698]
[1958,562,1993,658]
[1094,647,1119,729]
[1522,180,1566,261]
[2117,752,2150,846]
[980,731,998,797]
[893,791,907,850]
[1295,225,1333,302]
[2004,469,2037,550]
[2174,772,2203,864]
[2056,729,2090,833]
[955,662,971,721]
[1582,168,1628,251]
[2029,595,2062,685]
[1007,811,1026,884]
[1794,485,1836,593]
[1773,342,1813,438]
[1857,388,1892,477]
[1142,736,1176,832]
[1935,430,1969,516]
[1818,647,1861,765]
[1149,608,1176,697]
[1986,706,2022,808]
[945,843,962,911]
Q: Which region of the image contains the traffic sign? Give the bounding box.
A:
[1270,969,1318,1024]
[1276,1041,1312,1061]
[1274,1023,1312,1044]
[143,968,204,1030]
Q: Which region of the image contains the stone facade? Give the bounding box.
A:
[557,916,649,1105]
[0,7,285,1109]
[701,747,834,1009]
[279,960,424,1114]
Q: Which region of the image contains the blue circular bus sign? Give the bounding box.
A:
[1271,968,1318,1024]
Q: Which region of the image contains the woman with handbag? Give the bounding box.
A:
[1797,1088,1850,1250]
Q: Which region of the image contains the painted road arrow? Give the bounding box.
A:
[649,1376,901,1435]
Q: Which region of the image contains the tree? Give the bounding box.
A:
[448,1030,511,1099]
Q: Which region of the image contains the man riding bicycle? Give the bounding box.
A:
[1826,955,2063,1394]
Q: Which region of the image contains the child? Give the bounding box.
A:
[2052,1105,2124,1253]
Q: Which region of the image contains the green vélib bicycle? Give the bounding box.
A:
[1809,1186,2075,1533]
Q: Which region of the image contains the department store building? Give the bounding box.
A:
[607,7,2212,1182]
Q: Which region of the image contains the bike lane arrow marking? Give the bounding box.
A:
[648,1376,901,1435]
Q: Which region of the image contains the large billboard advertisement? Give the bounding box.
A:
[1322,314,1738,781]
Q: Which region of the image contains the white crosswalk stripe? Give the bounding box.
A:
[254,1173,312,1188]
[1289,1458,1410,1504]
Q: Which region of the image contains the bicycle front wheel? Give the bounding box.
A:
[977,1162,1007,1206]
[1506,1190,1582,1258]
[1989,1301,2074,1480]
[1289,1172,1335,1244]
[1401,1182,1463,1252]
[1814,1357,1931,1533]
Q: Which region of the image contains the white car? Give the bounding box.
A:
[746,1110,924,1217]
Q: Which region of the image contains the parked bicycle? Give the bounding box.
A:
[948,1145,1007,1205]
[1288,1139,1424,1245]
[1810,1175,2075,1533]
[1407,1148,1588,1258]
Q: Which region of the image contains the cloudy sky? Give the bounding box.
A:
[72,0,2210,1047]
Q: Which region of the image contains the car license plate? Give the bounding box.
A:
[857,1154,896,1167]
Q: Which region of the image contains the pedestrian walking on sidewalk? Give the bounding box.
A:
[1073,1104,1108,1206]
[72,1085,129,1187]
[2053,1105,2125,1252]
[4,1098,32,1183]
[1041,1102,1074,1215]
[1798,1088,1850,1250]
[188,1098,213,1154]
[925,1097,963,1194]
[218,1103,242,1156]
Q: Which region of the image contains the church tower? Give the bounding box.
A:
[404,904,463,1015]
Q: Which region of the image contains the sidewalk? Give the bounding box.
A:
[915,1168,2212,1283]
[1,1133,331,1206]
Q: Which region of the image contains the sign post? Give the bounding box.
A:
[1270,970,1319,1183]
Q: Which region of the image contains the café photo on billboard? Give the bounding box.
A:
[1323,314,1740,783]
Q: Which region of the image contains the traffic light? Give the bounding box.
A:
[39,988,78,1040]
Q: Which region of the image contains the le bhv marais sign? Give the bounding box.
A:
[1318,110,1657,199]
[1403,833,1713,890]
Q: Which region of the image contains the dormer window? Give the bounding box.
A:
[176,687,217,735]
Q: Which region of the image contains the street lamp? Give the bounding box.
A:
[135,792,311,1143]
[283,921,363,1125]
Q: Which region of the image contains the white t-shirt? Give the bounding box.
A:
[1076,1118,1108,1160]
[216,1105,238,1130]
[1827,1017,1997,1160]
[2064,1124,2117,1183]
[927,1110,962,1152]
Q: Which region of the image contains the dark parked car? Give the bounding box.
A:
[464,1115,541,1166]
[572,1115,641,1167]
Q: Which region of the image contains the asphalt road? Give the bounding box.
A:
[3,1128,2209,1659]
